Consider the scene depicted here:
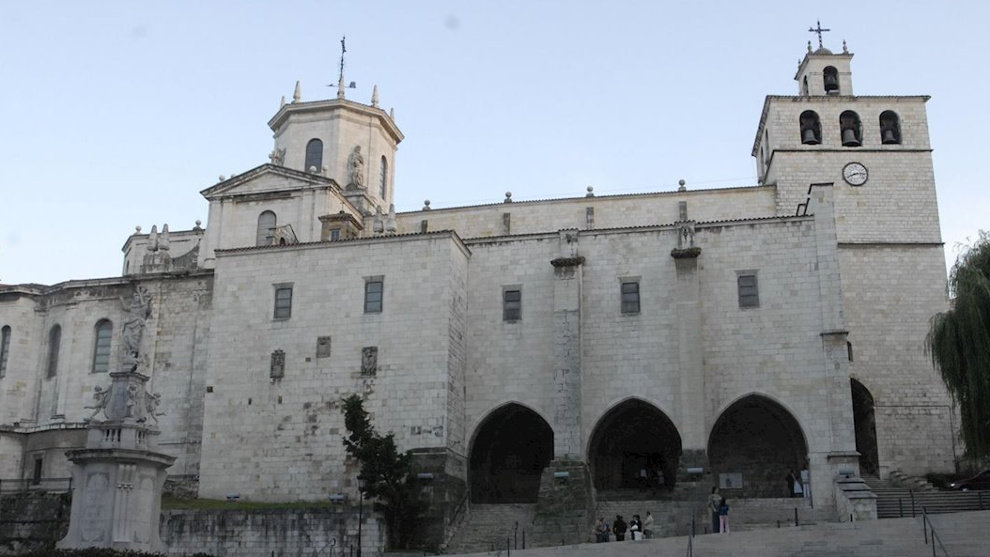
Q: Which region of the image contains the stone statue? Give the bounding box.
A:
[361,346,377,374]
[159,224,170,251]
[83,385,112,422]
[348,145,365,189]
[148,225,159,252]
[142,392,163,425]
[268,147,286,166]
[120,286,152,370]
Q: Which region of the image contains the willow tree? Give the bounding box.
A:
[927,232,990,462]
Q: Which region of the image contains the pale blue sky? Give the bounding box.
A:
[1,1,986,284]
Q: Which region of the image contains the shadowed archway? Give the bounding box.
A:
[851,379,879,475]
[708,395,808,498]
[469,404,553,503]
[588,399,682,493]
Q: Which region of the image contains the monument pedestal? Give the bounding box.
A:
[59,371,175,552]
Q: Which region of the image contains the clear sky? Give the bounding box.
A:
[1,1,986,285]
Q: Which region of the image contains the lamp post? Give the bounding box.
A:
[356,477,365,557]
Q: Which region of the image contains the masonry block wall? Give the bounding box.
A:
[198,233,468,501]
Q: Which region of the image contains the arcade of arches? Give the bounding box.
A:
[469,404,553,503]
[468,396,818,503]
[588,399,682,492]
[708,395,808,498]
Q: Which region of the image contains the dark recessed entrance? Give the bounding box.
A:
[588,399,682,493]
[708,395,807,498]
[469,404,553,504]
[851,379,879,476]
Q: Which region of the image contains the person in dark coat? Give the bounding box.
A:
[613,514,628,541]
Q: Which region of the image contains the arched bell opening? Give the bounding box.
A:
[840,110,863,147]
[851,379,880,476]
[823,66,840,94]
[879,110,902,145]
[799,110,822,145]
[468,403,553,504]
[588,399,682,495]
[708,394,808,498]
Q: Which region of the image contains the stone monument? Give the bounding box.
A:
[59,286,175,552]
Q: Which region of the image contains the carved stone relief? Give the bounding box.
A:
[361,346,377,375]
[271,349,285,378]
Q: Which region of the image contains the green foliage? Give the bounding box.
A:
[341,394,426,550]
[927,231,990,461]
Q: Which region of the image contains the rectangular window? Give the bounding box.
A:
[92,321,113,373]
[32,457,43,485]
[328,228,341,241]
[737,272,760,308]
[274,285,293,319]
[621,281,640,314]
[46,326,61,379]
[503,289,521,321]
[364,278,383,313]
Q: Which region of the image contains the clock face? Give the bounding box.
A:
[843,162,869,186]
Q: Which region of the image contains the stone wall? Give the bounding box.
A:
[199,233,470,502]
[161,507,384,557]
[396,185,777,238]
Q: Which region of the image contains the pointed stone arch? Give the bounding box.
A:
[587,398,682,493]
[707,393,808,497]
[468,402,553,503]
[850,378,880,475]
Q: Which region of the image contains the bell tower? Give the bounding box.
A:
[751,33,953,479]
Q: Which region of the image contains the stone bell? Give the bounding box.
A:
[841,128,861,147]
[882,128,899,144]
[802,127,820,145]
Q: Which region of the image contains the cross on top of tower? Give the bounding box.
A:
[808,20,830,50]
[338,36,347,84]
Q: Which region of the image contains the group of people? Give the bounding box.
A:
[708,487,730,534]
[594,511,654,542]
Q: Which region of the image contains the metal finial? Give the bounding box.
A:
[807,41,813,53]
[808,20,830,50]
[338,36,347,85]
[678,179,687,192]
[842,40,848,54]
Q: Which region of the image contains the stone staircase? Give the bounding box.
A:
[444,509,990,557]
[864,474,990,518]
[444,503,536,554]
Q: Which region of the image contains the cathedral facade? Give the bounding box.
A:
[0,42,954,520]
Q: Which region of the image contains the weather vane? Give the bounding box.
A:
[338,36,347,84]
[808,20,830,49]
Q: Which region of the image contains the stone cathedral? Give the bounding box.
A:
[0,40,956,537]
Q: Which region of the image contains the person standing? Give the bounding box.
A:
[708,487,723,533]
[642,510,654,539]
[719,498,730,534]
[613,514,628,541]
[629,514,642,540]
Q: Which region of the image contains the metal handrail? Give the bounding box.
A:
[922,507,950,557]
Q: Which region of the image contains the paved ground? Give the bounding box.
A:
[444,510,990,557]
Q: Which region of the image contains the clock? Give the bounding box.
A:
[842,162,869,186]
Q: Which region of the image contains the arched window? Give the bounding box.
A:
[802,75,809,96]
[46,325,61,378]
[256,211,276,246]
[304,138,323,172]
[92,320,113,373]
[879,111,901,144]
[799,111,822,145]
[823,66,839,93]
[0,325,10,378]
[840,110,862,147]
[379,156,388,199]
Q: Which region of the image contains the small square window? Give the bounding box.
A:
[621,281,640,314]
[328,228,341,241]
[274,286,293,319]
[365,278,383,313]
[503,289,521,321]
[737,273,759,308]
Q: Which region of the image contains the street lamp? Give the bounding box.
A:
[356,477,365,557]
